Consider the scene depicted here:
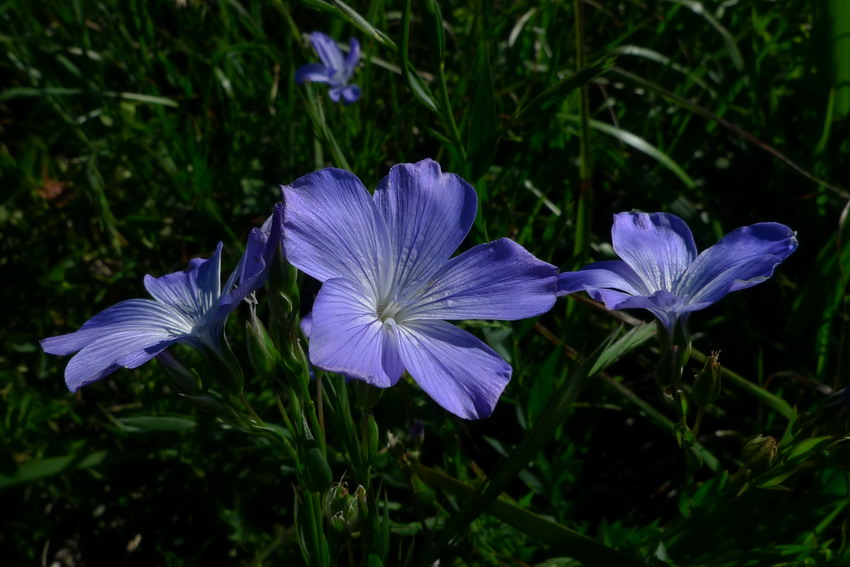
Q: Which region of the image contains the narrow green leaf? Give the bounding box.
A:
[117,416,197,432]
[663,0,744,70]
[466,45,497,179]
[0,451,108,489]
[401,0,440,114]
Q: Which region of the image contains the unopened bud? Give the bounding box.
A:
[246,313,280,378]
[742,434,778,472]
[324,482,367,536]
[693,350,722,408]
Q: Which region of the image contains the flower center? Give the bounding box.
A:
[376,300,404,323]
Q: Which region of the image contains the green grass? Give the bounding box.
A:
[2,0,849,565]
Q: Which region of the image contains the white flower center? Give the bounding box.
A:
[376,300,405,323]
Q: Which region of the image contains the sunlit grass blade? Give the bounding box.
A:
[612,66,850,199]
[663,0,744,71]
[559,114,698,189]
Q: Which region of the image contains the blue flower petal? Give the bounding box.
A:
[40,299,194,356]
[373,159,478,294]
[41,298,194,391]
[612,212,697,293]
[406,238,557,321]
[344,37,360,77]
[143,243,223,318]
[675,222,798,305]
[308,32,345,74]
[557,259,651,298]
[308,278,404,388]
[295,63,333,85]
[282,168,390,291]
[340,84,361,104]
[395,319,511,420]
[64,330,181,391]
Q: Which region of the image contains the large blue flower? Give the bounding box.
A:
[295,32,361,104]
[41,206,284,392]
[557,212,798,333]
[282,159,557,419]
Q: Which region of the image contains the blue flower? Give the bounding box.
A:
[295,32,361,104]
[281,159,557,419]
[41,206,284,392]
[557,211,798,334]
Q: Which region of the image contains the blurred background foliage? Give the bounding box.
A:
[1,0,849,565]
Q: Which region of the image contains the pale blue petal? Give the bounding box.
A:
[295,63,333,84]
[308,278,404,388]
[328,85,344,102]
[675,222,798,305]
[395,320,510,420]
[64,330,182,391]
[403,238,557,320]
[604,289,682,332]
[612,212,697,292]
[300,311,313,338]
[556,260,651,297]
[340,84,361,104]
[143,243,223,319]
[282,168,390,291]
[308,32,345,73]
[344,38,360,76]
[40,299,194,355]
[373,159,477,294]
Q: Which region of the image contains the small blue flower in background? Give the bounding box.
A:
[557,211,798,334]
[295,32,361,104]
[41,205,284,392]
[281,159,557,419]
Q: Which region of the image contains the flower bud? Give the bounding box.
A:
[692,350,722,408]
[324,482,367,537]
[245,312,281,379]
[742,434,778,472]
[656,345,683,389]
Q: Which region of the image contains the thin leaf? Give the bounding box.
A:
[559,114,697,189]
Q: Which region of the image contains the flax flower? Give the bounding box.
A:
[282,159,557,419]
[295,32,361,104]
[557,211,798,335]
[41,206,283,391]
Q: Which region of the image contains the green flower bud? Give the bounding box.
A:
[742,434,778,472]
[693,350,722,408]
[365,414,380,464]
[656,345,683,389]
[323,482,367,537]
[245,312,281,379]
